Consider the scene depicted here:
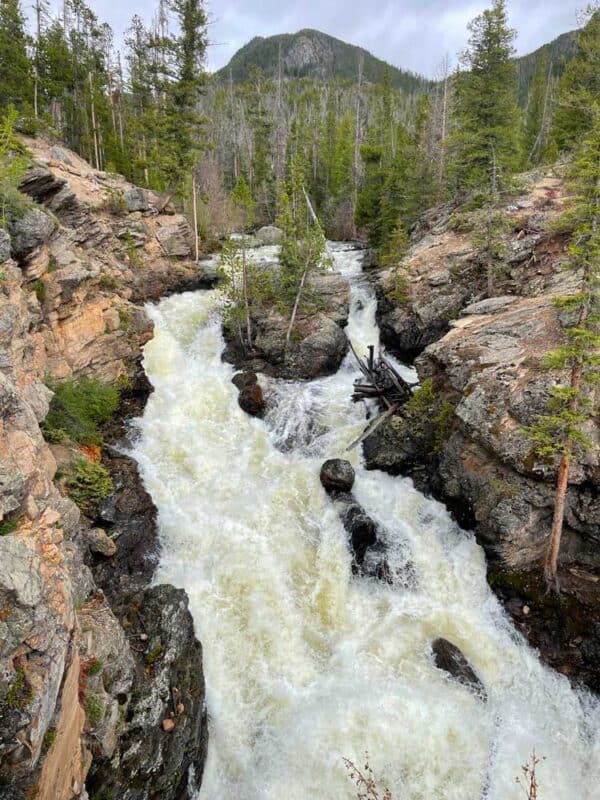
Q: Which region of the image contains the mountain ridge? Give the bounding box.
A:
[215,28,432,92]
[216,26,579,96]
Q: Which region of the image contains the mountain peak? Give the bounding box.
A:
[216,29,430,92]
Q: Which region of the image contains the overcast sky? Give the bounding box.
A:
[52,0,583,77]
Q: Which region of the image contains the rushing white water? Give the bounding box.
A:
[132,244,600,800]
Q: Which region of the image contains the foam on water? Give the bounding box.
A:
[132,244,600,800]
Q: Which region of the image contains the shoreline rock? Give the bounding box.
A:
[366,174,600,692]
[0,136,209,798]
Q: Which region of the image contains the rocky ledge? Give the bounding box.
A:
[0,139,209,798]
[366,171,600,691]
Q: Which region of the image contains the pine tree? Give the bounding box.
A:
[231,174,255,230]
[0,107,30,227]
[277,152,329,350]
[525,111,600,588]
[0,0,33,114]
[552,6,600,152]
[449,0,521,192]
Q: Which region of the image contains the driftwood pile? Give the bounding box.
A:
[347,342,417,450]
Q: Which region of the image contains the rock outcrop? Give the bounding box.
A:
[0,138,209,798]
[367,171,600,690]
[223,270,350,380]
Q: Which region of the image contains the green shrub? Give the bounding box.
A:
[406,379,436,416]
[42,728,57,751]
[34,279,46,304]
[42,378,119,446]
[5,668,32,709]
[86,658,103,677]
[99,272,120,290]
[118,308,132,331]
[65,458,113,511]
[85,692,105,726]
[0,108,31,229]
[122,230,143,268]
[0,517,18,536]
[405,380,455,456]
[145,644,164,665]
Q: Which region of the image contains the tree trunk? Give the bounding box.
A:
[192,173,199,262]
[242,246,252,349]
[544,298,588,588]
[544,451,571,588]
[285,268,308,353]
[89,71,100,171]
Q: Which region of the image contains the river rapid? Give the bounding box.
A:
[132,243,600,800]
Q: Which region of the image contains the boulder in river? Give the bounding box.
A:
[342,502,377,564]
[238,382,265,417]
[232,371,258,391]
[320,459,355,493]
[431,638,486,698]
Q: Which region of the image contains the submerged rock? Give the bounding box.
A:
[431,638,486,698]
[342,502,377,564]
[320,458,355,493]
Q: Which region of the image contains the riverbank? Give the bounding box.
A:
[0,138,210,799]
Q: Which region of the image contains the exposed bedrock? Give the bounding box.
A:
[0,138,209,798]
[366,173,600,690]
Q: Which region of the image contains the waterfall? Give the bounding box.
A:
[132,243,600,800]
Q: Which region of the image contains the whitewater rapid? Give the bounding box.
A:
[132,244,600,800]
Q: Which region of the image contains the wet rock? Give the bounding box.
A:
[94,449,159,593]
[255,225,283,245]
[9,208,56,261]
[238,382,265,417]
[320,459,355,493]
[289,316,348,379]
[342,502,377,564]
[123,187,150,213]
[86,585,207,800]
[431,638,486,698]
[85,527,117,558]
[232,372,258,391]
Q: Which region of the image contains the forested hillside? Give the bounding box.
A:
[515,29,578,101]
[216,28,430,91]
[0,0,593,256]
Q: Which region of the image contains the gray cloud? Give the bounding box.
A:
[49,0,583,77]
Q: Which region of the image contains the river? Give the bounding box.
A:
[131,243,600,800]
